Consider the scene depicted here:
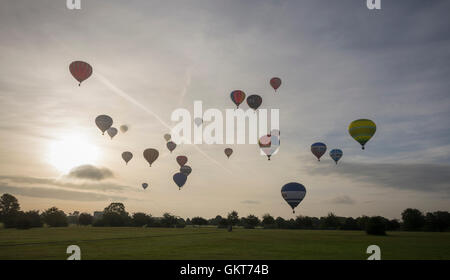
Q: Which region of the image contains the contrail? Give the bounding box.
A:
[178,67,192,107]
[95,72,172,128]
[95,72,233,174]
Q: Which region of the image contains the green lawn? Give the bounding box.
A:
[0,227,448,260]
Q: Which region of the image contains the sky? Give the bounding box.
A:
[0,0,449,220]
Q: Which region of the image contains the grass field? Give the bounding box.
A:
[0,227,449,260]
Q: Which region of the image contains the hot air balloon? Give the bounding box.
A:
[107,127,118,139]
[271,129,281,144]
[281,182,306,214]
[69,61,92,86]
[122,151,133,165]
[176,156,188,167]
[330,149,343,164]
[166,141,176,153]
[194,117,203,127]
[173,172,187,190]
[164,134,171,142]
[349,119,376,150]
[120,125,128,133]
[180,165,192,176]
[143,148,159,166]
[95,115,113,135]
[230,90,246,108]
[270,77,282,92]
[271,129,280,136]
[311,142,327,161]
[224,148,233,159]
[246,95,262,111]
[142,183,148,190]
[258,134,279,160]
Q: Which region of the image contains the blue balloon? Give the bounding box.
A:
[329,149,343,164]
[281,182,306,213]
[173,172,187,190]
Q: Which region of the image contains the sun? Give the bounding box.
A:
[49,134,99,173]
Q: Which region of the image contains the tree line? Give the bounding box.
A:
[1,193,449,235]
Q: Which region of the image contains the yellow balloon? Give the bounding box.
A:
[348,119,376,150]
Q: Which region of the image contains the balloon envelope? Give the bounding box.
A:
[180,165,192,176]
[122,151,133,164]
[176,156,188,167]
[164,134,171,142]
[281,182,306,213]
[270,77,282,91]
[120,125,128,133]
[95,115,113,135]
[246,95,262,110]
[166,141,176,153]
[173,172,187,189]
[330,149,343,164]
[107,127,118,139]
[271,129,280,136]
[69,61,92,86]
[230,90,246,108]
[143,148,159,166]
[311,142,327,161]
[224,148,233,158]
[349,119,376,150]
[142,183,148,190]
[258,134,279,160]
[194,117,203,127]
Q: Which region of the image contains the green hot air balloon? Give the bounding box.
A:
[348,119,376,150]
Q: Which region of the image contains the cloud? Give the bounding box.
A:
[67,165,114,181]
[330,195,356,205]
[0,175,129,193]
[241,200,260,204]
[0,183,126,202]
[309,162,450,196]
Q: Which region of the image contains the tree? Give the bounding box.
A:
[78,213,93,226]
[366,216,386,235]
[261,214,275,227]
[424,211,450,232]
[218,218,228,228]
[176,217,186,228]
[15,210,43,229]
[275,217,287,229]
[132,212,151,227]
[0,193,20,228]
[242,215,260,229]
[67,211,80,225]
[341,217,359,230]
[295,216,314,229]
[104,203,127,215]
[161,213,178,227]
[321,213,341,229]
[102,202,131,227]
[402,208,425,231]
[227,211,239,231]
[386,219,401,231]
[41,207,68,227]
[209,215,222,226]
[356,216,370,230]
[191,217,208,227]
